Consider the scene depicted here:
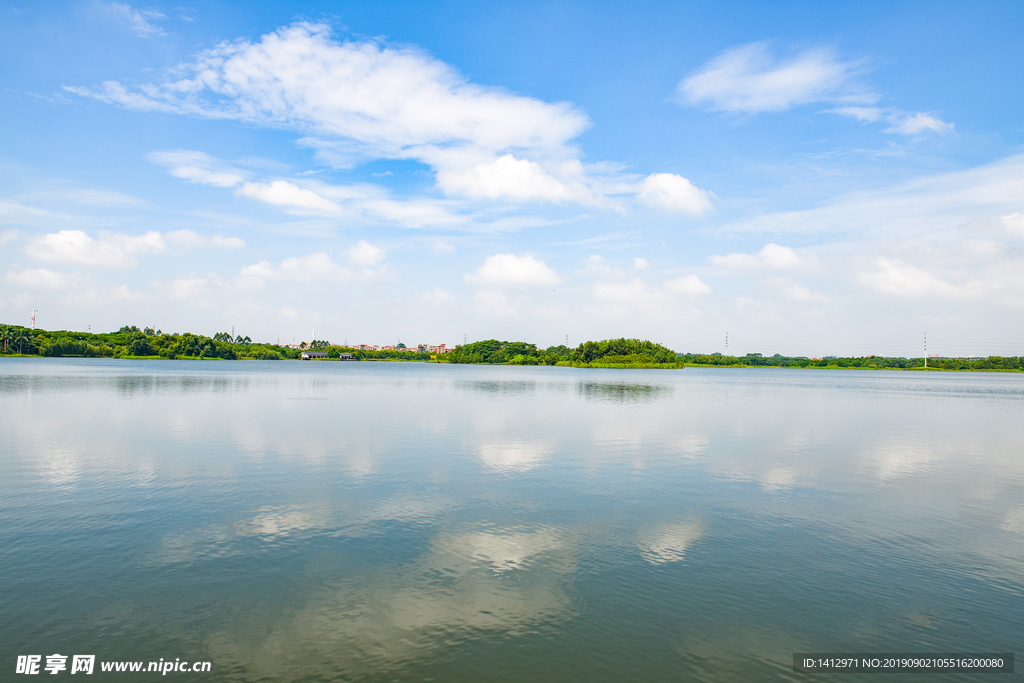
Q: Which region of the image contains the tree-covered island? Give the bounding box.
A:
[1,324,1020,371]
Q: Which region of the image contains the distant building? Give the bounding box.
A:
[300,351,328,360]
[339,353,354,360]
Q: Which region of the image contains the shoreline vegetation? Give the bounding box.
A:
[0,324,1020,371]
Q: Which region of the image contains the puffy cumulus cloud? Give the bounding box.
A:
[239,253,353,288]
[72,23,588,166]
[24,229,243,268]
[436,155,594,204]
[236,181,340,213]
[25,230,162,268]
[72,24,709,212]
[148,150,246,187]
[465,253,560,286]
[5,267,84,290]
[638,173,713,214]
[634,257,649,270]
[679,42,863,113]
[665,274,711,295]
[346,240,386,266]
[830,106,953,135]
[281,253,352,281]
[710,243,807,269]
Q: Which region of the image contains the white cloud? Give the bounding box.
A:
[724,155,1024,238]
[1001,213,1024,237]
[106,2,165,37]
[5,268,83,289]
[74,24,588,167]
[575,254,623,279]
[710,243,807,269]
[24,229,242,268]
[148,150,246,187]
[665,274,711,295]
[858,258,961,298]
[424,288,454,305]
[680,42,951,135]
[280,253,351,281]
[0,201,65,225]
[465,253,560,286]
[638,173,713,214]
[679,42,863,113]
[436,155,593,203]
[346,240,386,266]
[72,24,706,212]
[0,230,17,247]
[634,257,649,270]
[25,230,160,267]
[830,106,953,135]
[237,181,340,213]
[164,230,245,249]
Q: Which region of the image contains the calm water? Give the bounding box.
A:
[1,358,1022,681]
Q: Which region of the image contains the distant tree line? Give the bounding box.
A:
[678,352,1024,371]
[2,323,1019,371]
[0,324,294,360]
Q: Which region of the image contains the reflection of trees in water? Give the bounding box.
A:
[115,376,244,396]
[575,382,672,404]
[454,380,537,397]
[1,373,255,397]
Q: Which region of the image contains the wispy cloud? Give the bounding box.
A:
[830,106,954,135]
[148,150,247,187]
[679,42,866,113]
[105,2,165,38]
[678,41,952,135]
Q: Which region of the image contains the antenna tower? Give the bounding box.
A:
[924,332,927,368]
[29,309,37,329]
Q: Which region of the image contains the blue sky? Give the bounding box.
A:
[2,0,1023,356]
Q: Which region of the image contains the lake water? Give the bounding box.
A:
[2,358,1022,681]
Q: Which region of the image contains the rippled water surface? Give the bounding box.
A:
[2,358,1022,681]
